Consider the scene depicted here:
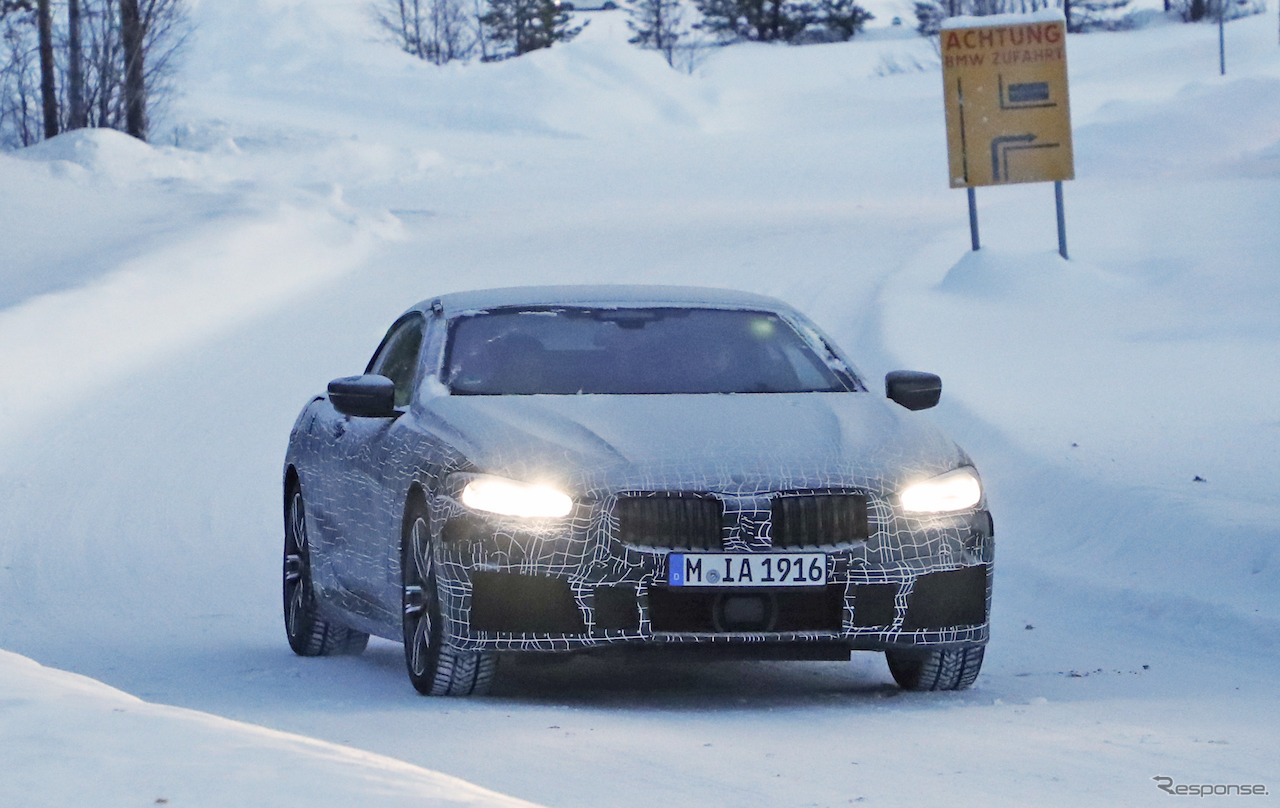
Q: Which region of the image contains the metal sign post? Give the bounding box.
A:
[968,187,980,251]
[941,12,1075,257]
[1220,4,1227,75]
[1055,180,1068,259]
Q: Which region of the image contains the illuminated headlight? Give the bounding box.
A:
[899,467,982,513]
[459,475,573,519]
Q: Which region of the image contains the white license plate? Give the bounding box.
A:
[668,553,827,588]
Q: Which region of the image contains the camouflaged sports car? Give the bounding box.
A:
[282,286,994,695]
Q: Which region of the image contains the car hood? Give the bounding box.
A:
[421,393,969,498]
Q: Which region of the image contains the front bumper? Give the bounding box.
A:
[430,492,994,655]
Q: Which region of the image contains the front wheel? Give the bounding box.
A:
[402,503,496,696]
[283,485,369,656]
[885,646,984,691]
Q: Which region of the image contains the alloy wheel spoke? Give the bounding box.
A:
[287,583,304,634]
[289,494,311,559]
[410,612,432,675]
[411,519,432,583]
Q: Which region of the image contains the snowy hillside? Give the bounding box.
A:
[1,1,1278,806]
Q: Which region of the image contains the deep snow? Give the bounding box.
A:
[1,1,1278,806]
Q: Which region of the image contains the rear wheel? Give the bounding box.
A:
[885,646,984,691]
[283,485,369,656]
[402,502,496,696]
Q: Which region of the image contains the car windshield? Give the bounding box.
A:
[443,307,853,395]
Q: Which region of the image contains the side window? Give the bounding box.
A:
[369,316,424,408]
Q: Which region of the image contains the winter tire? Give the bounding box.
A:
[402,501,496,696]
[885,645,984,691]
[283,485,369,656]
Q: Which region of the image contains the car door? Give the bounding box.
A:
[329,313,426,614]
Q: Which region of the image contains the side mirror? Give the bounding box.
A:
[886,370,941,411]
[328,375,399,418]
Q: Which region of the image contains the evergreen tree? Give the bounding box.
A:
[912,0,945,36]
[627,0,685,65]
[818,0,870,39]
[481,0,582,58]
[696,0,784,41]
[696,0,863,42]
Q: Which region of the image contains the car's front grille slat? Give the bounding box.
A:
[617,491,868,551]
[616,494,723,551]
[771,493,869,548]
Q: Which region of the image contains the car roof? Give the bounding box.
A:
[412,285,801,319]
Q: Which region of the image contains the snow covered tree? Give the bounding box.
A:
[695,0,805,42]
[1172,0,1263,22]
[481,0,582,58]
[627,0,686,65]
[817,0,871,39]
[696,0,868,43]
[912,0,945,36]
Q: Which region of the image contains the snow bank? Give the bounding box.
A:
[884,243,1280,612]
[0,650,544,808]
[0,126,401,434]
[14,128,201,183]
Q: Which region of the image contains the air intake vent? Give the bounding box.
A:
[615,494,723,551]
[771,494,869,548]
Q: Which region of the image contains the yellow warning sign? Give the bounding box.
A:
[942,16,1074,188]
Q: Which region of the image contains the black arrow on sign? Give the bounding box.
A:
[991,134,1037,182]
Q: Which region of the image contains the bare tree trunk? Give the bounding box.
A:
[120,0,147,140]
[68,0,87,129]
[37,0,57,139]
